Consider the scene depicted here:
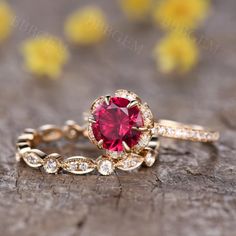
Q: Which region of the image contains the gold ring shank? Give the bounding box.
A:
[16,121,160,175]
[154,120,220,142]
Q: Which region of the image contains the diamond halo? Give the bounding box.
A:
[87,90,154,159]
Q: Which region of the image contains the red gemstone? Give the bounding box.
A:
[92,97,144,152]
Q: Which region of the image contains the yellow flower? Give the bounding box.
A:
[119,0,153,20]
[0,1,14,42]
[153,33,199,73]
[153,0,209,31]
[21,35,69,78]
[65,6,108,46]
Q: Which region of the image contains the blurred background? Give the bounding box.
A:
[0,0,236,236]
[1,0,235,127]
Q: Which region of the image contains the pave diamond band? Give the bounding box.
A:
[87,89,220,160]
[154,120,220,142]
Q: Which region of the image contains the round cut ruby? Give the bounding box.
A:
[92,97,144,152]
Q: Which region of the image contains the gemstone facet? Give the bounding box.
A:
[44,158,59,173]
[79,162,88,172]
[92,97,144,152]
[97,159,114,175]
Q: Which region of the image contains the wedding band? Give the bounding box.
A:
[155,120,219,142]
[16,120,160,175]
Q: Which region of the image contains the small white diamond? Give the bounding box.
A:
[176,129,183,137]
[184,130,191,138]
[106,151,124,159]
[199,132,206,140]
[181,129,188,138]
[23,152,42,167]
[140,103,153,127]
[115,89,138,101]
[97,159,114,175]
[91,97,105,112]
[44,158,58,173]
[194,132,202,140]
[27,155,38,164]
[116,154,144,171]
[68,162,78,171]
[123,159,136,169]
[144,150,156,167]
[158,126,166,134]
[167,128,175,135]
[79,162,88,171]
[63,157,96,174]
[138,133,150,147]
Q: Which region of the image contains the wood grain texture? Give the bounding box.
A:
[1,0,236,236]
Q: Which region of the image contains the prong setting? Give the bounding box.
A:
[88,116,96,124]
[127,100,139,109]
[132,126,149,132]
[104,95,111,105]
[98,139,104,149]
[122,141,131,153]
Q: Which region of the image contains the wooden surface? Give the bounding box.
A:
[1,0,236,236]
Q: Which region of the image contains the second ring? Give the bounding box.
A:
[86,89,219,160]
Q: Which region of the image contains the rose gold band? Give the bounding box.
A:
[154,120,220,142]
[16,120,160,175]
